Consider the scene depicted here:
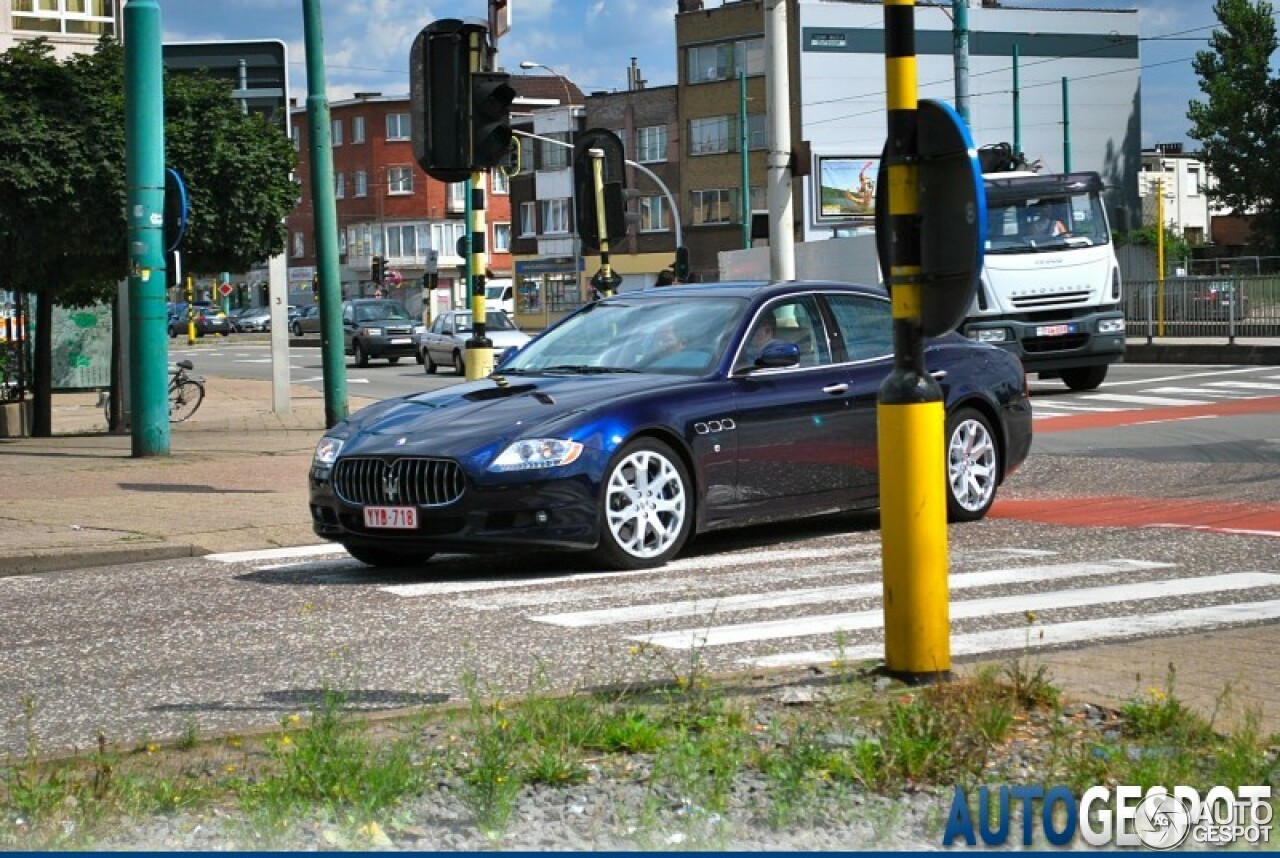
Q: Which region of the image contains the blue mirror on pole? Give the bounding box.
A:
[164,167,189,253]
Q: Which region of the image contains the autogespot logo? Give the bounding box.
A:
[942,784,1273,849]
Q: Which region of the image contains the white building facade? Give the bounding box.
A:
[1,0,120,58]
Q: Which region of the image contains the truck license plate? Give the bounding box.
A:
[363,506,418,529]
[1035,323,1076,337]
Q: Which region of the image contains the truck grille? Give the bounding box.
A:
[1010,290,1093,310]
[332,457,465,507]
[384,324,414,336]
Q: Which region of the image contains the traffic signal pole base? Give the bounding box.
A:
[877,397,951,677]
[464,338,494,380]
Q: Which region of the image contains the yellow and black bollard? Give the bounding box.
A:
[589,148,617,299]
[465,171,494,380]
[877,0,951,681]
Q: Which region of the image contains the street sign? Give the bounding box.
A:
[163,41,289,133]
[874,99,985,336]
[218,283,233,297]
[488,0,510,39]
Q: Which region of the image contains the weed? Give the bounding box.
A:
[452,671,524,840]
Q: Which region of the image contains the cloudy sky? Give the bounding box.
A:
[156,0,1242,148]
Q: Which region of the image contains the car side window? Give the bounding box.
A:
[431,316,445,334]
[826,294,893,361]
[342,305,354,325]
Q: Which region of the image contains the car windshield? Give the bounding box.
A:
[503,296,747,376]
[455,311,517,332]
[355,302,412,323]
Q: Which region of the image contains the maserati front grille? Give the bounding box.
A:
[332,457,465,507]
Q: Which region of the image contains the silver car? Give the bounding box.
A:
[415,310,531,375]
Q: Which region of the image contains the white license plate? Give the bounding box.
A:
[1035,324,1075,337]
[362,506,418,529]
[390,337,412,345]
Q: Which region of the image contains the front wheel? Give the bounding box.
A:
[592,438,693,570]
[945,407,1001,522]
[168,379,205,423]
[424,351,438,374]
[353,341,369,368]
[344,544,434,568]
[1060,365,1108,392]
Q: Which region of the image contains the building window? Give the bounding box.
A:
[520,136,535,175]
[744,114,766,150]
[292,231,305,258]
[352,116,365,144]
[540,198,569,234]
[386,113,411,141]
[686,38,763,84]
[292,129,301,151]
[447,182,467,211]
[334,172,345,199]
[690,116,731,156]
[639,195,669,232]
[541,132,570,170]
[385,224,417,260]
[331,118,343,146]
[430,222,466,256]
[636,125,667,163]
[520,201,536,236]
[690,189,736,225]
[387,166,413,194]
[493,223,511,253]
[355,170,368,197]
[491,168,509,195]
[13,0,116,35]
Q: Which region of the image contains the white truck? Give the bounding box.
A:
[964,170,1126,391]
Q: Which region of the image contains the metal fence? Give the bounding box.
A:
[1124,275,1280,340]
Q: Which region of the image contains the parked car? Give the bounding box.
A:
[309,281,1033,570]
[235,307,272,333]
[416,309,532,375]
[167,301,231,338]
[485,278,515,315]
[291,305,322,336]
[1189,279,1249,321]
[342,298,421,367]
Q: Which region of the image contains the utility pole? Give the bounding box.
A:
[764,0,795,281]
[123,0,169,456]
[740,68,751,249]
[301,0,348,427]
[1061,77,1072,172]
[952,0,970,122]
[1012,43,1022,159]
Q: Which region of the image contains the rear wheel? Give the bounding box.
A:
[344,544,434,568]
[592,438,693,570]
[945,407,1000,522]
[1061,365,1107,392]
[168,380,204,423]
[388,356,401,365]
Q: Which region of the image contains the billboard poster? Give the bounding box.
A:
[51,302,112,390]
[817,156,880,221]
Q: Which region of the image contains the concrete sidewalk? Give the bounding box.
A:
[2,361,1278,737]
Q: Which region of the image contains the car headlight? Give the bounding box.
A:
[489,439,584,472]
[972,329,1009,343]
[413,324,427,335]
[1098,318,1126,334]
[361,327,384,337]
[313,436,344,466]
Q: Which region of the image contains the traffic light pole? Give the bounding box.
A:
[589,149,617,298]
[877,0,950,682]
[465,172,494,379]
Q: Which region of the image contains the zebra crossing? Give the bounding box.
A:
[1032,369,1280,420]
[212,541,1280,670]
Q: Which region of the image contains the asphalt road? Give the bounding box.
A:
[3,350,1277,758]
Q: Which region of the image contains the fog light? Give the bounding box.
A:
[535,510,549,524]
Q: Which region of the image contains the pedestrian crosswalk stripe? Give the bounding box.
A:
[1084,392,1211,407]
[208,544,348,563]
[1145,386,1262,399]
[749,599,1280,668]
[533,559,1175,628]
[628,572,1280,650]
[1207,380,1280,390]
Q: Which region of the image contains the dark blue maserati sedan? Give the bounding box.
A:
[309,281,1032,570]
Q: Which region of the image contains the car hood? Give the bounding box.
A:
[334,372,676,459]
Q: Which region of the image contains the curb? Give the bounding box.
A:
[0,543,206,578]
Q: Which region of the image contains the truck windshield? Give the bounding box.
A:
[984,190,1109,255]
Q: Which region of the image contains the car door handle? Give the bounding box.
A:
[823,383,850,395]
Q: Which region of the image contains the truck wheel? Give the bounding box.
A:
[1061,365,1107,392]
[946,407,1001,522]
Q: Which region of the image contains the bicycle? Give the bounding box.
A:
[102,359,205,425]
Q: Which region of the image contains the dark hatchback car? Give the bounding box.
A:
[342,298,421,366]
[309,281,1033,570]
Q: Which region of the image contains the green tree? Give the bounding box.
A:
[0,38,296,436]
[1187,0,1280,251]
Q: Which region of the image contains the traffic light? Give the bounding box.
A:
[372,256,384,284]
[311,274,319,296]
[673,246,690,282]
[471,71,515,169]
[572,129,627,252]
[410,19,481,183]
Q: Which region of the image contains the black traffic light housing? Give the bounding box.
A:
[471,71,515,169]
[410,19,485,183]
[673,246,690,281]
[573,128,627,253]
[371,256,385,284]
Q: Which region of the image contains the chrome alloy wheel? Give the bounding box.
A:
[947,410,998,519]
[604,446,688,560]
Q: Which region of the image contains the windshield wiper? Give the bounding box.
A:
[537,364,642,374]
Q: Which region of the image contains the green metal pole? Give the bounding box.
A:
[1061,76,1072,172]
[124,0,169,457]
[740,68,750,249]
[1012,43,1021,158]
[301,0,347,427]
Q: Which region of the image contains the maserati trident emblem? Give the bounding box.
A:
[383,468,400,502]
[395,436,408,446]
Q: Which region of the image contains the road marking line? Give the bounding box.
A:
[1145,524,1280,539]
[1144,386,1261,398]
[1207,380,1280,390]
[533,560,1175,628]
[748,599,1280,668]
[207,544,348,563]
[629,572,1280,650]
[1084,393,1211,407]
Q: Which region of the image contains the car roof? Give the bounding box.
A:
[611,280,888,303]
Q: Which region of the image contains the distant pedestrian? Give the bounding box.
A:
[655,269,677,288]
